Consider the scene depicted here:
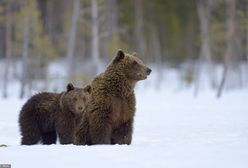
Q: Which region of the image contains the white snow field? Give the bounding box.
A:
[0,82,248,168]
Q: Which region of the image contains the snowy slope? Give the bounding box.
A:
[0,85,248,168]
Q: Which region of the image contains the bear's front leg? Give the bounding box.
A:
[89,111,112,145]
[111,119,133,145]
[57,125,74,144]
[74,117,89,145]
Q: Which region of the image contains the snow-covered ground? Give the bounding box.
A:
[0,68,248,167]
[0,87,248,168]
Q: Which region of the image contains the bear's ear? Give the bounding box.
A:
[112,50,125,64]
[132,52,137,57]
[84,85,92,94]
[67,83,75,92]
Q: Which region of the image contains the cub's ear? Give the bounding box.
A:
[132,52,137,57]
[67,83,75,92]
[112,50,125,64]
[84,85,92,94]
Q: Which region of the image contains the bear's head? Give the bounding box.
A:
[111,50,152,81]
[61,83,91,114]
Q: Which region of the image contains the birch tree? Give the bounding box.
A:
[103,0,119,58]
[217,0,236,98]
[66,0,81,82]
[194,0,213,96]
[19,12,30,99]
[246,1,248,74]
[2,1,12,98]
[91,0,100,74]
[134,0,146,59]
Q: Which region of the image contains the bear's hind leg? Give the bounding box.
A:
[41,131,57,144]
[21,133,41,145]
[20,120,41,145]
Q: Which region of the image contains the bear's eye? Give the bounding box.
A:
[132,61,138,66]
[73,97,77,101]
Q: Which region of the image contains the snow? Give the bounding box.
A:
[1,77,248,168]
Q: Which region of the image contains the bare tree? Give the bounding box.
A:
[91,0,101,75]
[105,0,118,35]
[44,0,53,41]
[246,0,248,79]
[134,0,146,59]
[66,0,81,82]
[217,0,236,98]
[103,0,118,58]
[194,0,213,97]
[151,28,163,89]
[2,1,12,98]
[20,14,30,99]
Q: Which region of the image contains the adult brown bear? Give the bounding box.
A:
[74,50,151,145]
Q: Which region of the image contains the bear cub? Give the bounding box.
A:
[19,83,91,145]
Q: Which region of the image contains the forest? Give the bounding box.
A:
[0,0,247,98]
[1,1,248,167]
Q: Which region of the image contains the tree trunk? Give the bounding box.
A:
[134,0,146,59]
[3,1,12,98]
[66,0,80,82]
[217,0,236,98]
[45,1,53,41]
[149,28,162,89]
[195,0,213,97]
[197,0,212,64]
[105,0,118,34]
[104,0,118,58]
[246,1,248,85]
[20,15,30,99]
[91,0,100,75]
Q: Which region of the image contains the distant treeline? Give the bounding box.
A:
[0,0,247,63]
[0,0,247,98]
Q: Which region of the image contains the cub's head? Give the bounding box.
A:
[61,83,91,114]
[111,50,152,81]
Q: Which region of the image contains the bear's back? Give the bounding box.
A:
[19,92,60,132]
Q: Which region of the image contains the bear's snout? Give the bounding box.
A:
[146,68,152,75]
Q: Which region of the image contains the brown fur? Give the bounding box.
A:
[19,83,91,145]
[74,50,151,145]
